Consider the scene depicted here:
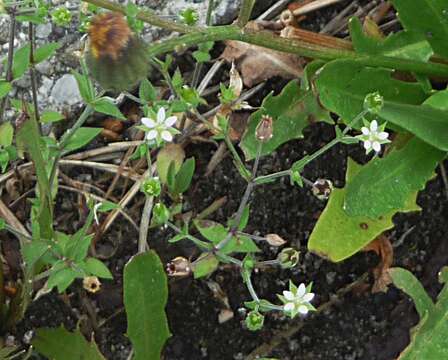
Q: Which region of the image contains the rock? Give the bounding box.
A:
[50,74,82,106]
[36,23,53,39]
[213,0,241,24]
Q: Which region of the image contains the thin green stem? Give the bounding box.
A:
[242,268,259,303]
[224,135,251,181]
[138,152,154,253]
[0,12,16,121]
[238,0,256,28]
[28,22,41,128]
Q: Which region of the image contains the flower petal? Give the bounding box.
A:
[284,302,295,312]
[363,140,372,150]
[370,120,378,132]
[298,305,309,314]
[146,130,158,140]
[157,107,166,123]
[142,117,156,128]
[361,127,370,135]
[165,116,177,127]
[297,283,306,298]
[303,293,314,302]
[372,141,381,152]
[378,131,389,140]
[283,291,295,301]
[161,130,173,142]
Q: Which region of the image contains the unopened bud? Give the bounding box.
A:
[255,115,273,142]
[141,177,161,197]
[312,179,333,200]
[277,247,300,269]
[153,202,170,224]
[245,310,264,331]
[166,256,191,277]
[364,92,384,114]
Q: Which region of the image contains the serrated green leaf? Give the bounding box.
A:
[240,80,331,160]
[0,122,13,147]
[391,0,448,59]
[93,98,126,120]
[390,267,448,359]
[192,253,219,278]
[35,42,61,64]
[0,80,12,99]
[63,127,102,152]
[82,258,113,279]
[174,157,195,194]
[308,158,420,262]
[316,59,448,150]
[349,17,433,61]
[33,326,105,360]
[344,138,445,218]
[41,110,65,123]
[124,251,170,360]
[12,44,30,79]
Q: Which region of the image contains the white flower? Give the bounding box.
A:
[141,107,178,143]
[356,120,390,154]
[280,282,315,318]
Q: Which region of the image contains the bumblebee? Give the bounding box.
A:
[86,12,150,91]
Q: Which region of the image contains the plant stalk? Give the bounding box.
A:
[238,0,256,28]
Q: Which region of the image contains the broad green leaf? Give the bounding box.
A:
[316,60,448,150]
[391,0,448,59]
[308,159,420,262]
[156,144,185,185]
[192,253,219,278]
[344,138,445,218]
[124,251,170,360]
[240,80,331,160]
[390,267,448,359]
[92,98,126,120]
[33,326,105,360]
[12,44,30,79]
[72,70,95,103]
[22,240,50,266]
[63,127,102,152]
[174,157,195,194]
[35,42,61,64]
[139,78,157,102]
[82,257,113,279]
[0,81,12,99]
[0,122,13,147]
[424,89,448,110]
[349,17,433,61]
[41,110,65,123]
[47,266,79,293]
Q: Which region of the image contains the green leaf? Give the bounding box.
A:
[72,70,95,103]
[35,42,61,64]
[33,326,105,360]
[92,98,126,120]
[41,110,65,124]
[349,17,433,61]
[316,59,448,150]
[0,217,5,230]
[344,138,445,218]
[12,44,30,79]
[0,122,14,147]
[0,81,12,99]
[139,78,157,103]
[390,267,448,359]
[82,257,113,279]
[240,80,331,160]
[47,266,79,293]
[124,251,170,360]
[308,158,420,262]
[174,157,195,194]
[390,0,448,59]
[192,253,219,278]
[96,201,119,212]
[63,127,102,152]
[21,240,50,266]
[156,144,185,185]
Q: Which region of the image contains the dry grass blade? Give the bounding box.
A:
[0,199,30,237]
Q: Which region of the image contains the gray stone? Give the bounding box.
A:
[36,23,53,39]
[50,74,82,106]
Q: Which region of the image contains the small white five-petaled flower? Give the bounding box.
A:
[141,107,178,143]
[356,120,390,154]
[280,282,315,318]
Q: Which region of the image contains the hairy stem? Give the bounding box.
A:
[0,12,16,121]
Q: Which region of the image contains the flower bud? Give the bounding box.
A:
[255,115,273,142]
[141,177,161,197]
[290,170,303,187]
[83,276,101,293]
[153,202,170,224]
[245,310,264,331]
[277,247,300,269]
[312,179,333,200]
[166,256,192,277]
[364,92,384,114]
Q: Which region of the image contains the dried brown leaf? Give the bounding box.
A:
[265,233,287,247]
[363,235,394,293]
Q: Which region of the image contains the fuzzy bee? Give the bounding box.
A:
[86,12,150,91]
